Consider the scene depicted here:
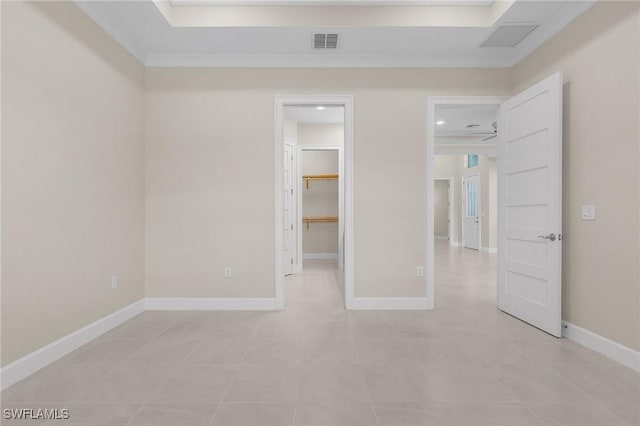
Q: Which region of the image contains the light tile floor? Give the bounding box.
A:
[1,242,639,425]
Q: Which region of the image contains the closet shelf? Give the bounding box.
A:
[303,216,338,229]
[303,174,338,189]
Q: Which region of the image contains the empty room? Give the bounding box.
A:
[1,1,639,425]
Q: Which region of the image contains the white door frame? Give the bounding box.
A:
[461,174,481,250]
[433,177,454,241]
[297,145,344,273]
[426,96,508,309]
[275,95,354,310]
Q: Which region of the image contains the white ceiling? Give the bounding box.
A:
[75,0,595,68]
[435,104,498,146]
[285,106,345,124]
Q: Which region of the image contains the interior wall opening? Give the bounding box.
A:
[282,104,345,310]
[429,101,501,309]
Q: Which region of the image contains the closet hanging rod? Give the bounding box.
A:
[302,174,338,188]
[303,216,338,229]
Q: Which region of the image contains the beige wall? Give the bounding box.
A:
[302,151,339,254]
[513,2,640,351]
[298,123,344,147]
[145,68,511,299]
[434,154,496,250]
[1,2,145,365]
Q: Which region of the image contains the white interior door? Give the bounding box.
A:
[462,175,480,250]
[498,72,563,337]
[283,142,295,276]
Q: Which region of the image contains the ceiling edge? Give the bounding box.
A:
[143,53,514,68]
[73,1,148,64]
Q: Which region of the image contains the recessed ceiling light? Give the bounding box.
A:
[436,120,445,125]
[316,106,326,111]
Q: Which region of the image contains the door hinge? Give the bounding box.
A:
[291,155,293,161]
[291,224,293,230]
[291,188,294,195]
[290,259,293,265]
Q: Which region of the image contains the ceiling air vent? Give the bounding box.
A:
[481,24,539,48]
[314,33,339,49]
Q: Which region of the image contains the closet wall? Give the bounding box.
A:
[302,151,339,257]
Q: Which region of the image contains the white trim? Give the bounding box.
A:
[283,141,296,275]
[481,246,497,254]
[275,100,285,309]
[350,297,430,310]
[427,96,509,312]
[275,95,354,310]
[145,298,277,311]
[0,300,144,391]
[144,54,521,69]
[303,252,338,260]
[435,145,497,156]
[562,321,640,373]
[296,144,303,273]
[171,0,494,6]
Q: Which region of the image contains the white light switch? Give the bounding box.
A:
[581,205,596,221]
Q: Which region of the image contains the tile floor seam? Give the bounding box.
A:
[123,332,203,426]
[356,360,381,426]
[532,360,637,426]
[210,339,257,424]
[349,331,381,426]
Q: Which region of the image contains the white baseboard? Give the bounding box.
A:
[0,299,144,391]
[303,253,338,260]
[481,246,497,254]
[350,297,430,310]
[562,321,640,372]
[145,298,277,311]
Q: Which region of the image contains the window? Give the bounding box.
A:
[465,154,479,168]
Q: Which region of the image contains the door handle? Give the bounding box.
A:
[538,233,556,241]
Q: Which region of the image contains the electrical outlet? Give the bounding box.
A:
[416,266,424,278]
[224,267,232,278]
[111,276,118,289]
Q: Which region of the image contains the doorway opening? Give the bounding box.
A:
[275,96,354,310]
[427,98,505,308]
[427,73,563,338]
[434,178,454,243]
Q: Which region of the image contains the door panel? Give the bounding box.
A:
[283,143,295,276]
[463,175,480,250]
[498,72,562,337]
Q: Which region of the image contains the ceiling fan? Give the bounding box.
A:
[480,121,498,141]
[435,121,497,143]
